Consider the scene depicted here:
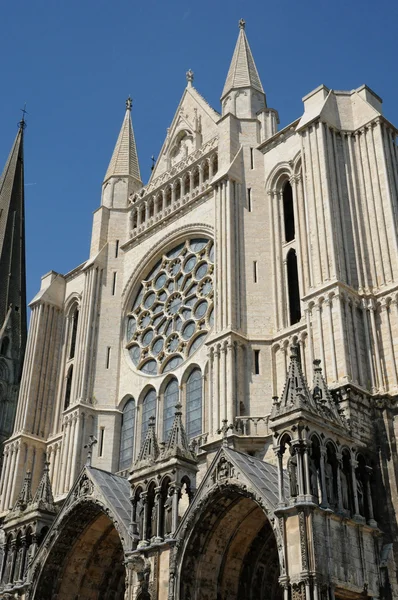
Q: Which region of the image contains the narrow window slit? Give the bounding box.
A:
[112,272,117,295]
[254,350,260,375]
[250,148,254,169]
[99,427,105,457]
[253,261,258,283]
[106,346,111,369]
[248,188,252,212]
[115,240,119,258]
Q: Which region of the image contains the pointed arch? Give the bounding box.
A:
[163,378,179,442]
[119,397,136,471]
[141,387,156,444]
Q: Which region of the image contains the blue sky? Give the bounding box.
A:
[1,0,397,307]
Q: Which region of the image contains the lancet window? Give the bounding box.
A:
[163,379,179,442]
[186,368,202,439]
[119,398,136,471]
[141,389,156,444]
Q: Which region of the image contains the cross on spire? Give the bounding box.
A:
[19,103,28,130]
[126,96,132,111]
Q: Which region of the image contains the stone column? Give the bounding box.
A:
[302,442,311,497]
[365,466,377,527]
[171,484,181,534]
[199,163,204,188]
[293,442,305,497]
[171,182,176,204]
[140,492,149,546]
[274,447,285,505]
[155,487,163,541]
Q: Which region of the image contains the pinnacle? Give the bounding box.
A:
[161,403,196,462]
[103,99,142,184]
[135,416,159,466]
[221,20,264,99]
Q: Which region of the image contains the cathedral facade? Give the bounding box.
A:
[0,20,397,600]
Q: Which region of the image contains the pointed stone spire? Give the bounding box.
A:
[161,404,196,461]
[30,461,56,512]
[103,96,142,185]
[12,470,32,512]
[312,359,346,427]
[221,19,264,100]
[272,345,317,418]
[135,416,159,467]
[0,117,27,450]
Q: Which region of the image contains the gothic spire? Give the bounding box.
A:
[135,416,159,467]
[12,470,32,512]
[221,19,265,100]
[31,461,56,511]
[271,345,317,418]
[161,403,196,461]
[312,359,346,427]
[0,119,27,345]
[103,96,142,185]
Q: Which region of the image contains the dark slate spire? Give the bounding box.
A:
[312,359,346,427]
[135,416,159,467]
[30,461,56,512]
[161,403,196,462]
[0,117,28,448]
[12,470,32,512]
[271,344,317,418]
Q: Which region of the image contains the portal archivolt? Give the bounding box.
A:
[179,489,282,600]
[33,503,125,600]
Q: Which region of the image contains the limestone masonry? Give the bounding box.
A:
[0,19,397,600]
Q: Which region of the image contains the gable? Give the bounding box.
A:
[149,86,219,182]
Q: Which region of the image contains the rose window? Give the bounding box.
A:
[126,238,214,374]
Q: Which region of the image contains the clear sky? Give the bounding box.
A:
[0,0,397,307]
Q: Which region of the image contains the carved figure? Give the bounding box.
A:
[309,459,320,501]
[357,478,365,516]
[136,497,145,540]
[287,447,298,497]
[164,488,173,536]
[325,461,335,505]
[151,495,158,539]
[340,468,349,510]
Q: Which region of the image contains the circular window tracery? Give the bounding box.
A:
[126,237,214,374]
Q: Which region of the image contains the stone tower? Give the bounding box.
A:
[0,19,397,600]
[0,118,27,457]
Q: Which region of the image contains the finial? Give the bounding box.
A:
[186,69,194,86]
[290,344,299,359]
[148,415,156,427]
[217,419,233,446]
[239,18,246,30]
[126,96,132,111]
[18,103,28,130]
[313,358,322,371]
[84,435,98,466]
[175,402,182,414]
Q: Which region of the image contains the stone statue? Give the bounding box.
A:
[136,496,145,540]
[164,488,173,536]
[357,478,365,516]
[340,468,349,510]
[325,461,335,505]
[287,447,298,497]
[151,495,158,539]
[309,459,320,501]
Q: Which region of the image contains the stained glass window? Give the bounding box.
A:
[141,389,156,444]
[163,379,179,442]
[186,369,202,439]
[119,398,136,471]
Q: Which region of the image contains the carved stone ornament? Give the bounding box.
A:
[212,456,234,483]
[73,474,94,500]
[291,581,306,600]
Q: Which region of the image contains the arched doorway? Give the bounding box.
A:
[33,503,125,600]
[178,487,282,600]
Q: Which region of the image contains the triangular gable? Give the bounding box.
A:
[176,446,283,538]
[149,85,219,183]
[33,467,132,555]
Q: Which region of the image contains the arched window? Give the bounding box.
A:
[64,366,73,410]
[186,369,202,439]
[163,379,179,442]
[283,181,295,242]
[119,398,136,471]
[69,308,79,359]
[287,249,301,325]
[0,337,9,357]
[141,389,156,443]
